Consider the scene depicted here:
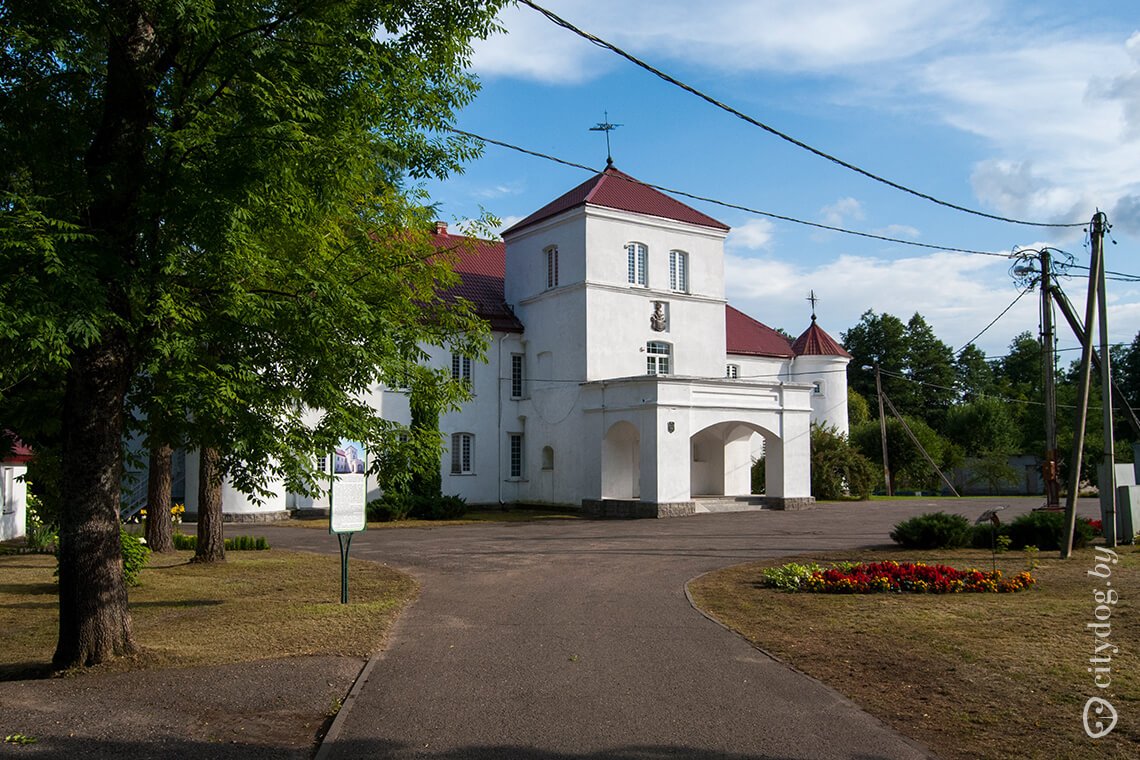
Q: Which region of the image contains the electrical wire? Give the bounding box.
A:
[518,0,1087,230]
[448,127,1015,259]
[953,286,1035,355]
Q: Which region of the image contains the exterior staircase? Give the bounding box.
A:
[692,495,770,514]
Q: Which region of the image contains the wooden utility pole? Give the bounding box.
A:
[1095,213,1117,549]
[1041,250,1060,507]
[1062,213,1105,557]
[875,364,892,496]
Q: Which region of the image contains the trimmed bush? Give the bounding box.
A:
[120,527,151,586]
[367,493,412,522]
[890,511,972,549]
[1007,510,1094,551]
[409,493,468,520]
[970,522,1011,549]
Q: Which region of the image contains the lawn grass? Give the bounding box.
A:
[0,549,416,680]
[688,544,1139,760]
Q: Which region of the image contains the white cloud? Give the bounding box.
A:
[474,182,525,199]
[725,219,775,251]
[917,33,1140,221]
[721,250,1094,355]
[873,224,921,240]
[470,3,611,84]
[491,215,525,237]
[474,0,992,82]
[820,197,865,226]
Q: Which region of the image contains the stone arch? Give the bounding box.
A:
[690,421,780,498]
[602,420,640,499]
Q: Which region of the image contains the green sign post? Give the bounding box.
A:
[329,439,367,604]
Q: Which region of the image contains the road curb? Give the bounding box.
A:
[313,651,383,760]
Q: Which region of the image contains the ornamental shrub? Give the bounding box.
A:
[809,423,876,500]
[1007,510,1094,551]
[970,522,1011,550]
[120,527,151,586]
[367,493,412,522]
[890,511,972,549]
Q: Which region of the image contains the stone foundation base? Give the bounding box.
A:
[581,499,696,519]
[763,496,815,511]
[186,510,292,524]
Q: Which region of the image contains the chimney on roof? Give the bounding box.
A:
[434,221,448,235]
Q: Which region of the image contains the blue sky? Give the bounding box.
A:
[424,0,1140,360]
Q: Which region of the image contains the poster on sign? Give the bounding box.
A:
[329,438,366,534]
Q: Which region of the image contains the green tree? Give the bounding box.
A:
[851,415,960,493]
[944,397,1020,454]
[903,312,956,427]
[809,423,876,500]
[841,310,908,410]
[847,388,871,426]
[1114,330,1140,414]
[944,397,1021,494]
[954,343,995,402]
[0,0,504,669]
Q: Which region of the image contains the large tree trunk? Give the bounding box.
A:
[53,338,137,669]
[193,446,226,563]
[145,442,174,552]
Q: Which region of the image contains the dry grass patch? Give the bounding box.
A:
[287,508,583,530]
[688,545,1139,760]
[0,549,416,679]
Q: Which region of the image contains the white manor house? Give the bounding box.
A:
[164,167,852,520]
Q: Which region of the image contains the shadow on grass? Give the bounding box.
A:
[0,661,53,681]
[128,599,223,608]
[0,581,57,595]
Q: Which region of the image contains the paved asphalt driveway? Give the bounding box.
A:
[258,496,1101,760]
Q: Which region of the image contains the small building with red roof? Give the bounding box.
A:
[1,431,32,541]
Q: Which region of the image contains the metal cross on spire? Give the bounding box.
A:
[807,289,818,321]
[589,111,622,167]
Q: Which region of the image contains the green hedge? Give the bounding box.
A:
[890,512,972,549]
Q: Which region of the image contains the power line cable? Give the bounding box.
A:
[449,127,1015,259]
[953,286,1035,355]
[518,0,1087,230]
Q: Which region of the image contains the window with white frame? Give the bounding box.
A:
[509,433,524,478]
[545,245,559,289]
[510,354,524,398]
[646,341,671,375]
[812,381,823,395]
[626,242,647,286]
[669,250,688,292]
[726,364,739,379]
[451,353,472,384]
[450,433,474,474]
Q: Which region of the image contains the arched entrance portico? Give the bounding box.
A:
[690,421,778,498]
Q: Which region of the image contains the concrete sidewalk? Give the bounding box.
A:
[260,496,1098,759]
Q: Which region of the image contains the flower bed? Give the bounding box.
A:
[766,560,1035,594]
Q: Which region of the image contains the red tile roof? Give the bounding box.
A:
[791,318,852,358]
[725,305,795,358]
[502,166,729,236]
[429,226,523,333]
[1,430,33,463]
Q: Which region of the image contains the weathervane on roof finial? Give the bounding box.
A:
[589,111,622,168]
[807,290,818,322]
